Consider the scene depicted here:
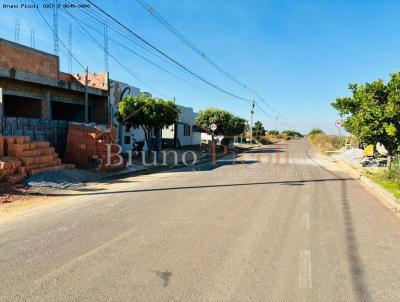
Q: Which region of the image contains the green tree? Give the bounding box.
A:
[308,128,325,136]
[268,130,280,136]
[225,116,247,136]
[332,72,400,167]
[196,108,232,136]
[282,130,303,138]
[252,121,266,141]
[117,95,179,155]
[196,108,247,149]
[196,108,247,136]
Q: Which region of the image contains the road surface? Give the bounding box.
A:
[1,139,400,301]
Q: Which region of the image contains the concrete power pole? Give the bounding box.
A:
[68,24,72,73]
[84,67,89,123]
[14,19,20,43]
[53,0,59,56]
[30,26,35,48]
[250,98,255,145]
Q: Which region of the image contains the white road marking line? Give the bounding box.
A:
[299,250,312,288]
[301,213,310,231]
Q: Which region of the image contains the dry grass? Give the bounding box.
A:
[263,134,290,144]
[308,133,344,152]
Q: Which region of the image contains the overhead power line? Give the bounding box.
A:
[135,0,251,91]
[59,6,248,105]
[61,7,171,98]
[86,0,251,103]
[135,0,284,117]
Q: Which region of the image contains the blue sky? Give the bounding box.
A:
[1,0,400,134]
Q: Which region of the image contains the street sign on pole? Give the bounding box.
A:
[335,119,343,142]
[335,120,343,128]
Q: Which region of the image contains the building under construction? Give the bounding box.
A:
[0,38,109,153]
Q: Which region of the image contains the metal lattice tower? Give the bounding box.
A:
[14,19,20,43]
[68,23,72,73]
[30,26,35,48]
[104,20,109,72]
[53,0,59,56]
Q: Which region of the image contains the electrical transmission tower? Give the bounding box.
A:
[53,0,59,56]
[68,23,72,73]
[14,19,20,43]
[30,26,35,48]
[104,20,109,72]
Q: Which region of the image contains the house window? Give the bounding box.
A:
[124,136,131,145]
[183,125,191,136]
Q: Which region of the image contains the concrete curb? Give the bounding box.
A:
[333,159,400,211]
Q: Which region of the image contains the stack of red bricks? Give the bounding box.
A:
[0,136,4,158]
[0,136,74,184]
[64,123,123,171]
[0,155,24,184]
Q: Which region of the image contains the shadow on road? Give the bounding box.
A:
[37,177,353,197]
[305,147,372,302]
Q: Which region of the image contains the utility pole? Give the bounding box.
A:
[274,116,278,131]
[84,67,89,123]
[250,97,255,145]
[30,26,35,48]
[68,24,72,73]
[14,19,20,43]
[104,20,109,72]
[53,0,59,56]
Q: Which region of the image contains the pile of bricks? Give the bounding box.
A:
[0,137,4,157]
[64,123,123,171]
[0,156,24,184]
[0,136,74,184]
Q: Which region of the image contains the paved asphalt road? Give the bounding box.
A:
[1,139,400,301]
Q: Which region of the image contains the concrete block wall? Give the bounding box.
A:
[1,117,68,157]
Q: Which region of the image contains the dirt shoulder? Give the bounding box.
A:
[0,145,259,222]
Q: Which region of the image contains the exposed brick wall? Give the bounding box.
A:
[72,72,108,90]
[0,39,59,79]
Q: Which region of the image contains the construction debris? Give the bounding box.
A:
[64,123,123,171]
[334,148,364,162]
[0,136,74,184]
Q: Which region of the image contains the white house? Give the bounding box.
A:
[109,79,147,153]
[162,105,201,147]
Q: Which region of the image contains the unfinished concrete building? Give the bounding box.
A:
[0,38,109,154]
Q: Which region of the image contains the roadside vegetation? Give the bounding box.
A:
[330,71,400,198]
[249,121,303,145]
[366,158,400,199]
[307,128,344,152]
